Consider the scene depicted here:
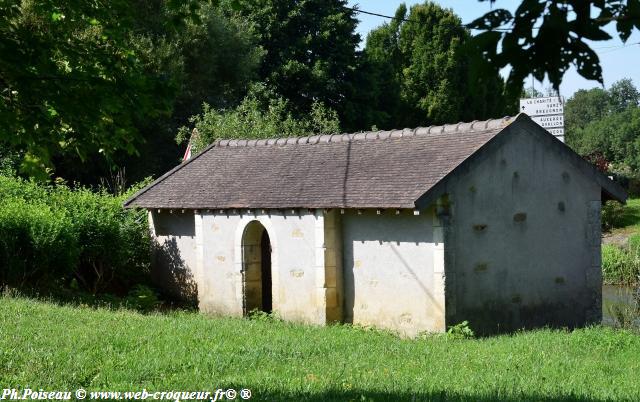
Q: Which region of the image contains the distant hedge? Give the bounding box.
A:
[0,176,151,296]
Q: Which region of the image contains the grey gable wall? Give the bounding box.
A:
[441,123,603,333]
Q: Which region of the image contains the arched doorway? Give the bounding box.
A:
[241,220,273,315]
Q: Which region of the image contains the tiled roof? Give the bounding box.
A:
[124,117,515,209]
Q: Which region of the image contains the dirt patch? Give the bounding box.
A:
[602,232,630,247]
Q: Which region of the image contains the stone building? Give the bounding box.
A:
[124,114,626,335]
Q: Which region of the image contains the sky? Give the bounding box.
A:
[346,0,640,98]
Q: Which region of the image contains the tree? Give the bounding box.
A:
[350,2,514,130]
[223,0,360,120]
[177,84,340,154]
[565,79,640,173]
[0,0,172,178]
[609,78,640,112]
[522,87,544,98]
[470,0,640,93]
[565,87,611,136]
[99,1,261,184]
[8,1,263,184]
[571,107,640,172]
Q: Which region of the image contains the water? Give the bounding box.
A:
[602,284,639,327]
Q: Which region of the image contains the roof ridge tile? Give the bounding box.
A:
[211,117,513,148]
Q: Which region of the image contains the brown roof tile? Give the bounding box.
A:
[124,117,517,209]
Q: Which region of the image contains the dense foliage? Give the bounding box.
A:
[222,0,360,123]
[471,0,640,93]
[0,175,151,296]
[1,0,260,183]
[1,0,165,178]
[177,85,340,153]
[350,3,515,130]
[2,0,525,182]
[566,79,640,175]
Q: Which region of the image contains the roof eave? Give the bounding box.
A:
[122,141,219,208]
[414,114,627,210]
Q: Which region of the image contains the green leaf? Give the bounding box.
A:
[467,9,512,30]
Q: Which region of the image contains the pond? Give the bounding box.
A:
[602,284,639,327]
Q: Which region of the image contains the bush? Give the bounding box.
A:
[0,176,151,296]
[0,199,77,288]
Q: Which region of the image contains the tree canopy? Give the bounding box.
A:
[347,2,514,130]
[178,84,340,154]
[566,79,640,173]
[222,0,360,120]
[1,0,261,182]
[14,0,635,184]
[1,0,162,178]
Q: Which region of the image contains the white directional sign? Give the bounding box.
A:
[520,96,564,116]
[547,128,565,137]
[520,96,565,142]
[530,114,564,129]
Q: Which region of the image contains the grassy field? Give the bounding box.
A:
[602,197,640,285]
[610,198,640,236]
[1,296,640,401]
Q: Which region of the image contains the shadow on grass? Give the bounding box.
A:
[239,389,616,402]
[619,207,640,229]
[1,286,197,315]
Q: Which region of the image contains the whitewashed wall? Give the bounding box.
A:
[150,208,446,334]
[341,209,445,336]
[196,210,330,324]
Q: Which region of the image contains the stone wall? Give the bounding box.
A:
[443,128,603,334]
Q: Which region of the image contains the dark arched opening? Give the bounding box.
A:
[241,221,272,315]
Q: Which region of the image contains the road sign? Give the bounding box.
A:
[530,114,564,129]
[520,96,564,116]
[547,127,564,137]
[520,96,565,142]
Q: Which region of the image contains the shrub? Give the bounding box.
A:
[446,320,475,339]
[0,199,77,288]
[0,176,151,296]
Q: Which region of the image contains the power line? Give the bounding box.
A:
[344,6,640,32]
[343,6,514,32]
[347,5,640,55]
[597,41,640,55]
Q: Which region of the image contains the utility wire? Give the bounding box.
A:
[344,6,640,32]
[346,6,640,56]
[597,41,640,54]
[344,6,514,32]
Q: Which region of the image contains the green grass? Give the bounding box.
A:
[1,296,640,401]
[602,243,640,285]
[611,198,640,234]
[602,198,640,285]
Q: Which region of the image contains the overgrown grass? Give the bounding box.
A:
[602,241,640,285]
[602,198,640,285]
[1,296,640,401]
